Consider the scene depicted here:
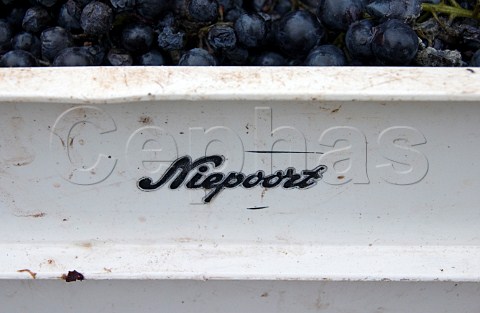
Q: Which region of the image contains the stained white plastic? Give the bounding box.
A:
[0,67,479,312]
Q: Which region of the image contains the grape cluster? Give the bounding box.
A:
[0,0,479,66]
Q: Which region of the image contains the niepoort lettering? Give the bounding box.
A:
[137,155,327,203]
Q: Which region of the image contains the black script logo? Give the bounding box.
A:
[137,155,327,203]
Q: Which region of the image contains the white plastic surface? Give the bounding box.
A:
[0,67,479,287]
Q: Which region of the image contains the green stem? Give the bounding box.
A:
[421,3,479,19]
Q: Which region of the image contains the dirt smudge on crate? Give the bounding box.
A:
[15,212,46,218]
[175,237,194,243]
[261,188,267,199]
[315,294,330,310]
[9,155,35,167]
[330,105,342,114]
[260,292,268,298]
[17,269,37,279]
[6,116,36,167]
[138,116,153,125]
[79,242,93,248]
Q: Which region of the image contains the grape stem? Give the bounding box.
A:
[421,1,480,19]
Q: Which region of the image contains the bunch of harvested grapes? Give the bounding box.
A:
[0,0,479,66]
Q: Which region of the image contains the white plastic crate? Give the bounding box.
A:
[0,67,479,312]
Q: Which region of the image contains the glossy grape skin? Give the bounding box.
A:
[234,13,266,48]
[110,0,135,10]
[58,2,82,31]
[178,48,217,65]
[6,7,27,31]
[53,47,94,66]
[83,45,106,65]
[317,0,366,31]
[222,46,249,65]
[224,6,245,22]
[304,44,347,66]
[0,50,37,67]
[121,23,154,53]
[136,0,171,20]
[22,6,52,33]
[36,0,59,7]
[275,10,325,58]
[136,49,166,65]
[252,51,287,65]
[345,19,375,61]
[471,50,480,66]
[0,19,12,53]
[372,19,419,65]
[40,26,74,61]
[12,31,42,57]
[366,0,422,20]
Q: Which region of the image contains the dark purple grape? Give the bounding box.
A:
[234,13,266,48]
[136,0,170,19]
[40,26,74,61]
[110,0,135,10]
[218,0,234,11]
[53,47,94,66]
[272,0,292,16]
[186,0,219,23]
[178,48,217,65]
[471,49,480,66]
[58,2,82,31]
[36,0,58,7]
[0,19,12,53]
[345,19,374,61]
[157,26,185,51]
[304,44,347,66]
[73,0,94,8]
[6,6,27,30]
[83,45,106,65]
[207,24,237,50]
[136,49,166,65]
[275,10,325,58]
[81,1,113,35]
[12,31,42,57]
[252,0,273,13]
[372,19,419,65]
[107,48,133,65]
[0,50,37,67]
[157,11,176,29]
[252,51,287,65]
[65,0,83,19]
[224,6,245,22]
[366,0,421,20]
[22,6,52,33]
[317,0,366,31]
[222,45,248,64]
[121,23,154,53]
